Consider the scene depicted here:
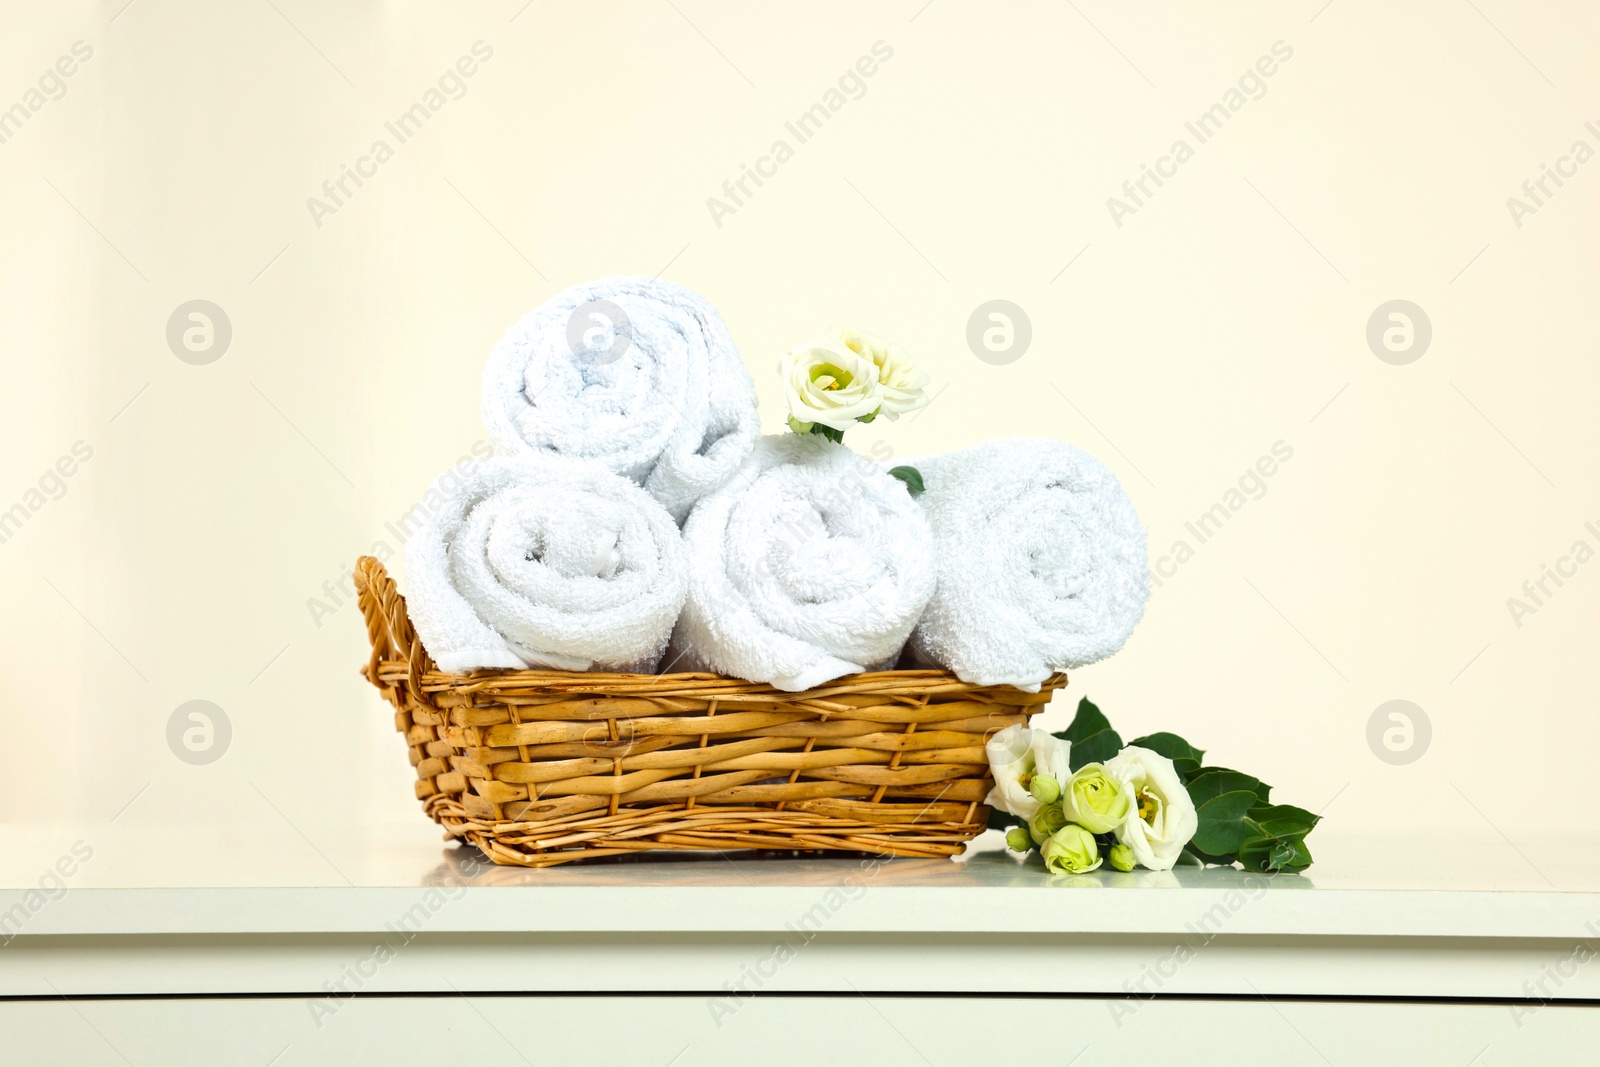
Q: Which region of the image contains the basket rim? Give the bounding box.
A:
[354,554,1067,700]
[369,662,1065,698]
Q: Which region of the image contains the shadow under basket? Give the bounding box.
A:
[354,556,1066,867]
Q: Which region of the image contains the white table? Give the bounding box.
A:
[3,825,1597,1064]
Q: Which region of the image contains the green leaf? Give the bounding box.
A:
[1184,762,1272,801]
[1184,769,1261,808]
[1055,698,1123,771]
[807,423,845,444]
[1174,850,1202,867]
[1068,729,1122,771]
[888,466,926,496]
[1127,732,1205,776]
[1236,835,1271,871]
[1235,805,1318,873]
[1054,697,1115,745]
[1238,832,1313,873]
[1247,803,1321,838]
[1269,837,1312,871]
[1189,790,1259,855]
[986,807,1024,832]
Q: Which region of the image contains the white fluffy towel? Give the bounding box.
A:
[668,435,936,691]
[907,437,1149,691]
[404,454,688,674]
[481,277,759,523]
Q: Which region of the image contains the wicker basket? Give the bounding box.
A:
[354,556,1066,866]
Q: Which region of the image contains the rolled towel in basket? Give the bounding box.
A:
[481,276,759,522]
[906,437,1149,691]
[668,435,936,691]
[404,454,688,674]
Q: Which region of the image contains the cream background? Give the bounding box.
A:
[1,0,1596,859]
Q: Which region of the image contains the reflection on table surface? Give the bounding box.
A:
[3,824,1595,892]
[419,839,1315,890]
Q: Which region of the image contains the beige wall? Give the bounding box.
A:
[2,1,1596,848]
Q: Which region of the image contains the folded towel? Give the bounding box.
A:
[667,435,936,691]
[404,455,688,674]
[906,437,1148,691]
[481,277,759,523]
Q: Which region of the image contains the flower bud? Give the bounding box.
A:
[1060,763,1133,834]
[1005,826,1033,853]
[1028,773,1061,805]
[1109,844,1135,872]
[1028,804,1069,846]
[1041,824,1102,875]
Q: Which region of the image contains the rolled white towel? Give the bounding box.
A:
[668,435,936,691]
[481,276,759,522]
[404,455,688,674]
[906,437,1149,691]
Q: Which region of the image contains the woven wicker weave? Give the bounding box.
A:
[354,556,1066,866]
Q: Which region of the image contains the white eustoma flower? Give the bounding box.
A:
[1105,745,1199,871]
[827,325,929,418]
[984,725,1072,822]
[780,336,882,432]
